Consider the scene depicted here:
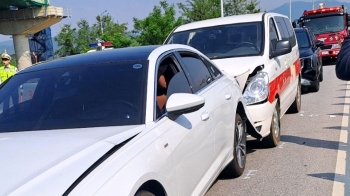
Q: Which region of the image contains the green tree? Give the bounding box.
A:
[54,24,79,57]
[178,0,261,22]
[75,19,95,53]
[225,0,261,16]
[133,0,184,45]
[178,0,221,23]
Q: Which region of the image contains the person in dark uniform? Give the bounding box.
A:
[335,34,350,80]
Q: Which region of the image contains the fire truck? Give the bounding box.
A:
[294,3,350,60]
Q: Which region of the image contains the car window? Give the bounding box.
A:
[282,17,297,47]
[177,52,213,93]
[296,31,311,48]
[0,61,148,132]
[155,55,180,118]
[269,18,279,51]
[201,57,222,78]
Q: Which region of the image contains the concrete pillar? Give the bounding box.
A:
[13,35,32,71]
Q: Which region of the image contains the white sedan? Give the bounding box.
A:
[0,44,261,196]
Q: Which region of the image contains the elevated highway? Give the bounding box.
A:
[0,0,67,70]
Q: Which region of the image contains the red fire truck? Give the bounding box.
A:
[294,3,350,61]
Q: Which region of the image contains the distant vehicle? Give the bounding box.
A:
[87,40,114,52]
[0,44,261,195]
[295,27,324,92]
[293,3,350,61]
[165,12,301,147]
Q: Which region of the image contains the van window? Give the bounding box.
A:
[282,17,297,47]
[275,17,289,41]
[269,18,279,51]
[165,22,263,59]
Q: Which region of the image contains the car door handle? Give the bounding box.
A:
[225,93,232,100]
[201,111,210,121]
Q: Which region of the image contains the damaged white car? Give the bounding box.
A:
[0,44,261,195]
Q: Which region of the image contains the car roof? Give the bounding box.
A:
[173,12,287,32]
[19,45,161,74]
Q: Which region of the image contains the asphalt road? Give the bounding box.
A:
[206,62,349,196]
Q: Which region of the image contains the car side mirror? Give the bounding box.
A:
[270,40,291,58]
[166,93,205,116]
[315,40,324,47]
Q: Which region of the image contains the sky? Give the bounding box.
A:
[0,0,316,42]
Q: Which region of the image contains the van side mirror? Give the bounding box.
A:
[270,40,291,58]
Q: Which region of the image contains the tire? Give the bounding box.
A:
[135,190,156,196]
[309,79,320,92]
[221,113,246,178]
[319,65,323,82]
[287,80,301,113]
[262,100,281,148]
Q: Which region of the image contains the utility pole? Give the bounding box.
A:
[290,0,292,21]
[98,10,107,34]
[221,0,224,17]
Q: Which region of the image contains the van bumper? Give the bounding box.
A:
[246,100,277,140]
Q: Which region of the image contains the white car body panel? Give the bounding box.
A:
[1,126,143,196]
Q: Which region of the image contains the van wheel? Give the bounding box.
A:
[221,113,246,178]
[135,190,155,196]
[288,80,301,113]
[262,101,280,148]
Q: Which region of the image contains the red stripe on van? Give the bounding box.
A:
[268,58,301,103]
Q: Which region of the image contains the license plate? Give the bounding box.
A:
[322,51,328,55]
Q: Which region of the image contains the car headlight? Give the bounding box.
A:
[243,72,269,105]
[300,55,313,68]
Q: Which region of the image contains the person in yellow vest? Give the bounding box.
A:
[0,53,17,84]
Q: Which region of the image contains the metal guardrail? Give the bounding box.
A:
[0,6,71,21]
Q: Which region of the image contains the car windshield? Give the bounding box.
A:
[0,61,148,132]
[165,22,263,59]
[302,15,345,34]
[296,31,311,48]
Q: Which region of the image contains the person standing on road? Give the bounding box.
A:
[335,34,350,80]
[0,53,17,84]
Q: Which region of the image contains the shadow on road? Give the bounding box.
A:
[323,60,336,66]
[281,135,340,150]
[307,173,335,181]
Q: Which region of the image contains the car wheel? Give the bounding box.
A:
[222,113,246,178]
[262,100,280,148]
[287,80,301,113]
[319,65,323,82]
[309,79,320,92]
[135,190,156,196]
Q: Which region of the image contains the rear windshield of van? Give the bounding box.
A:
[165,22,263,59]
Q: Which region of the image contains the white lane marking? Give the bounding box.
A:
[243,170,257,179]
[278,142,286,148]
[332,81,350,196]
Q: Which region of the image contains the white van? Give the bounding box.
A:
[164,12,301,147]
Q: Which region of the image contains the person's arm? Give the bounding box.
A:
[336,35,350,80]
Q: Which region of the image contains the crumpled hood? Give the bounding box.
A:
[212,56,263,91]
[212,56,263,77]
[0,125,144,195]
